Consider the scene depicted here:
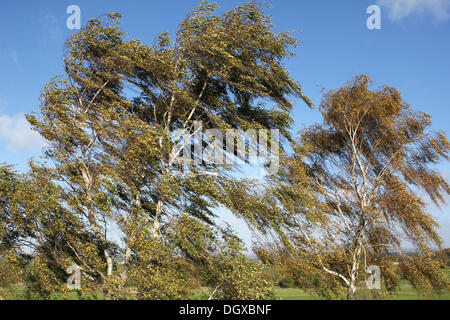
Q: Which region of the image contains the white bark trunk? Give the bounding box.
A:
[152,200,163,238]
[105,249,113,277]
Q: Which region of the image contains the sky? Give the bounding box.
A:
[0,0,449,248]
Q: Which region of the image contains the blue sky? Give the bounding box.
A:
[0,0,449,247]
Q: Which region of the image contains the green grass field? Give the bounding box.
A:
[2,285,449,300]
[273,269,450,300]
[274,288,322,300]
[274,284,450,300]
[190,279,450,300]
[3,276,450,300]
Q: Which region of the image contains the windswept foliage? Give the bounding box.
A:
[1,2,448,302]
[18,1,308,299]
[261,75,450,299]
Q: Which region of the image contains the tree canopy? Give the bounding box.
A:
[0,2,449,301]
[4,1,309,299]
[257,75,450,299]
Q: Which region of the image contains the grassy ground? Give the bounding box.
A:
[3,278,449,300]
[384,283,450,300]
[274,282,450,300]
[273,269,450,300]
[273,288,323,300]
[189,280,450,300]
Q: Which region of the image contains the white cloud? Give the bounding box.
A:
[42,13,62,40]
[0,114,46,152]
[378,0,450,21]
[10,51,19,65]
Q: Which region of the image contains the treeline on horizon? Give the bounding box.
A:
[1,1,449,300]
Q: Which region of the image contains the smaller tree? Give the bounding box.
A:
[265,75,450,299]
[0,163,105,299]
[200,229,274,300]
